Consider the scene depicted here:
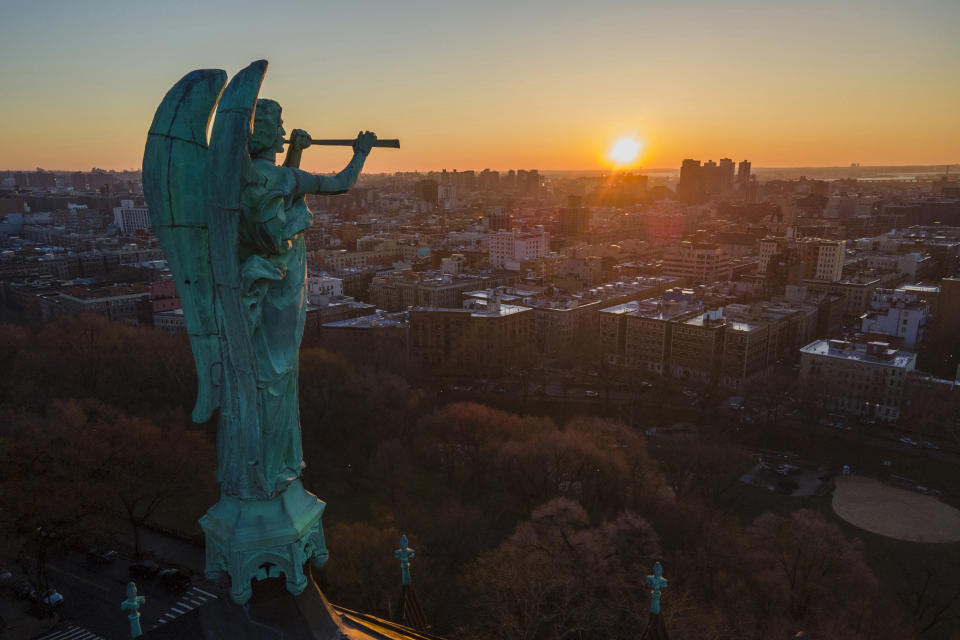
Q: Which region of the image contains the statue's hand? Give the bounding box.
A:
[353,130,377,155]
[289,129,311,151]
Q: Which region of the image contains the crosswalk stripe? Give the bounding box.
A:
[170,606,187,614]
[37,627,103,640]
[191,586,217,598]
[176,601,193,610]
[164,613,176,619]
[189,598,204,606]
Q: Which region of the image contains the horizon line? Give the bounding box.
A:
[2,162,959,175]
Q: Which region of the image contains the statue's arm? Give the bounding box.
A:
[288,131,376,199]
[307,149,368,196]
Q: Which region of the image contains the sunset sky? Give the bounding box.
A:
[1,0,957,173]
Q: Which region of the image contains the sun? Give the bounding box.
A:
[609,137,641,166]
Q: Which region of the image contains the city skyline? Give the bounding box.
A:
[1,0,958,173]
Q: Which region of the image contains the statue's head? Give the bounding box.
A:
[249,98,284,157]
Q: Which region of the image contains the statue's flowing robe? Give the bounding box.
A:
[237,160,314,495]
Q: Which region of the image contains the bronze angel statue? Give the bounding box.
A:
[143,60,375,603]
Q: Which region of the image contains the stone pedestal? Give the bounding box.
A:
[199,479,328,604]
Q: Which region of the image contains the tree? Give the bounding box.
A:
[322,521,401,620]
[0,399,215,559]
[0,407,104,595]
[658,440,751,507]
[742,509,912,638]
[466,498,663,640]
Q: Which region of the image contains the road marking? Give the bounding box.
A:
[176,601,193,610]
[164,613,176,619]
[34,625,105,640]
[191,586,217,598]
[189,597,205,606]
[171,606,187,614]
[45,565,111,594]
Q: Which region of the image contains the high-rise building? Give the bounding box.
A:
[558,195,590,237]
[414,179,439,205]
[677,159,705,203]
[718,158,735,193]
[737,160,751,187]
[702,160,721,196]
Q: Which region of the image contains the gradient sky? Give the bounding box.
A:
[1,0,958,173]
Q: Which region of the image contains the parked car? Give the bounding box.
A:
[898,436,919,447]
[921,441,941,451]
[35,589,63,608]
[584,390,599,398]
[158,568,191,592]
[639,381,654,391]
[129,560,160,579]
[87,547,118,564]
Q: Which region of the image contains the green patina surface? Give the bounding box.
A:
[121,581,145,638]
[142,60,375,603]
[394,535,416,586]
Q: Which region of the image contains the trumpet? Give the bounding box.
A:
[282,138,400,148]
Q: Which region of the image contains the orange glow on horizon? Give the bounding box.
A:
[608,137,642,168]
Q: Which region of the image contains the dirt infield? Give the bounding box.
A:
[832,475,960,543]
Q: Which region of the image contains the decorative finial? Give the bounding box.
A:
[394,534,415,586]
[646,561,668,615]
[121,581,146,638]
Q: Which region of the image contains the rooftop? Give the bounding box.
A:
[600,290,701,321]
[801,339,916,369]
[323,311,408,329]
[412,302,532,318]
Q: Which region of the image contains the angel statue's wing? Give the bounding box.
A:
[143,68,228,423]
[207,59,269,497]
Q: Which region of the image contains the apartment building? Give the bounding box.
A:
[409,301,534,376]
[799,339,916,423]
[368,271,501,312]
[113,200,151,234]
[859,288,929,349]
[663,241,731,285]
[803,276,881,316]
[669,309,727,383]
[488,226,550,269]
[798,238,845,282]
[599,289,701,373]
